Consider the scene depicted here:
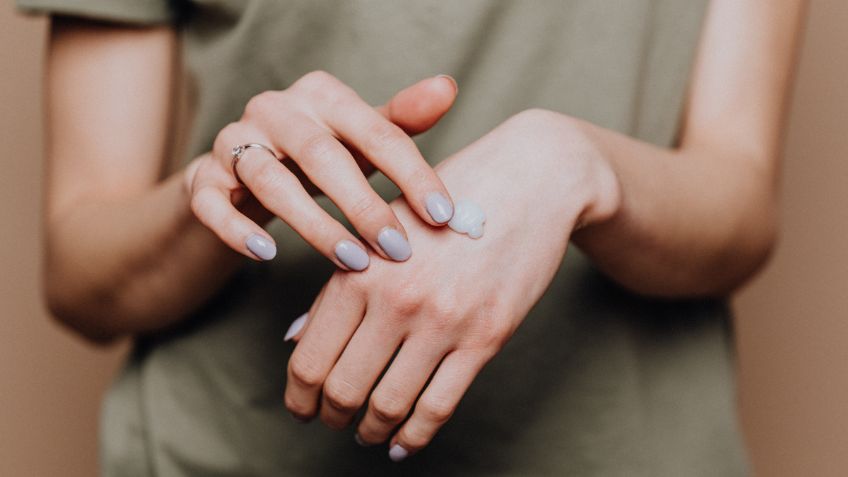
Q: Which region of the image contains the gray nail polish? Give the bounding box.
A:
[389,444,409,462]
[425,192,454,224]
[334,240,370,271]
[284,313,308,342]
[246,234,276,260]
[378,227,412,261]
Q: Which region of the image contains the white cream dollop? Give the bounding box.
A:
[447,198,486,239]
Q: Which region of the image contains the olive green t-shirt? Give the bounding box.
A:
[19,1,748,475]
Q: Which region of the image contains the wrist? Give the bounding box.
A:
[567,134,622,234]
[430,109,621,245]
[522,111,622,234]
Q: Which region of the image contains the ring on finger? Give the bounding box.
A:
[231,143,281,184]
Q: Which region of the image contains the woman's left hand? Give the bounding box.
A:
[283,109,621,459]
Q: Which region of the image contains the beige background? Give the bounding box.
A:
[1,2,845,476]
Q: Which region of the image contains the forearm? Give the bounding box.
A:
[45,167,246,342]
[571,118,776,297]
[569,0,805,298]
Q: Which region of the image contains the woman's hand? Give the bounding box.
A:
[185,71,458,269]
[283,110,621,459]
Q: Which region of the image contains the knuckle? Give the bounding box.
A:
[293,70,345,103]
[403,166,435,191]
[298,134,338,165]
[249,161,287,196]
[418,396,455,425]
[428,314,461,336]
[298,70,335,88]
[183,157,205,192]
[189,187,211,214]
[323,380,362,413]
[386,284,425,316]
[513,107,555,125]
[481,329,510,354]
[288,354,324,388]
[243,91,279,119]
[370,393,408,423]
[457,294,511,351]
[348,195,385,223]
[213,122,242,155]
[356,428,387,445]
[425,294,464,333]
[364,120,406,152]
[220,214,242,238]
[477,317,513,352]
[430,292,462,319]
[399,426,432,450]
[283,394,312,418]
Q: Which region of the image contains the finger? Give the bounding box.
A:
[387,350,489,462]
[347,75,459,179]
[355,337,445,445]
[319,313,405,429]
[318,80,455,226]
[376,75,459,135]
[232,145,373,271]
[190,184,277,261]
[270,114,412,262]
[285,278,366,420]
[214,121,372,270]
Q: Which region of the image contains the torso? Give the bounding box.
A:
[102,1,748,475]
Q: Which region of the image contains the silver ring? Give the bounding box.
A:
[231,143,281,184]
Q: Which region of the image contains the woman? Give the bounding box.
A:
[21,0,804,475]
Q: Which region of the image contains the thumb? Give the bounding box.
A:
[377,75,458,135]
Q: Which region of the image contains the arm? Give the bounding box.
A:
[572,0,807,296]
[42,18,229,342]
[43,18,458,342]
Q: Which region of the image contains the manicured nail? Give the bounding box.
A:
[284,313,307,341]
[388,444,409,462]
[354,434,368,447]
[425,192,454,224]
[334,240,370,271]
[377,227,412,262]
[246,234,276,261]
[436,74,458,93]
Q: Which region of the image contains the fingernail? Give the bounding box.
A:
[377,227,412,262]
[354,434,368,447]
[436,74,458,93]
[246,234,277,261]
[388,444,409,462]
[334,240,370,271]
[284,313,307,341]
[425,192,454,224]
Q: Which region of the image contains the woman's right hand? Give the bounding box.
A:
[185,71,458,270]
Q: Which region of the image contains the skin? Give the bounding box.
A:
[285,111,620,448]
[284,0,808,459]
[187,70,459,267]
[42,18,457,340]
[41,0,806,462]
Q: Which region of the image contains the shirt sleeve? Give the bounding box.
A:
[16,0,185,25]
